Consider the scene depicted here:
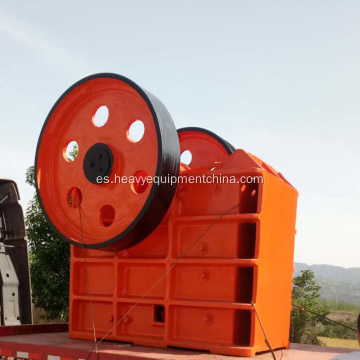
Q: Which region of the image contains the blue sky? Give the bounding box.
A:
[0,1,359,267]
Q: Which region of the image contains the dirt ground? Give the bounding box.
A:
[319,337,359,349]
[328,311,358,322]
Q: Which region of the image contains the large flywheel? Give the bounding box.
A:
[35,73,179,251]
[178,127,235,168]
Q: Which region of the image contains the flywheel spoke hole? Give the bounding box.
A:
[63,141,79,162]
[131,170,149,194]
[127,120,145,143]
[67,187,82,208]
[93,105,109,127]
[99,205,115,227]
[180,150,192,166]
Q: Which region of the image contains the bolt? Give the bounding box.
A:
[211,183,221,194]
[202,313,213,325]
[178,191,185,199]
[123,316,131,324]
[200,242,208,255]
[200,270,209,281]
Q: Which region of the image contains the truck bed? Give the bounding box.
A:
[0,325,355,360]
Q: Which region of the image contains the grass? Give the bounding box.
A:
[318,337,359,349]
[328,311,358,322]
[331,309,360,314]
[320,299,360,314]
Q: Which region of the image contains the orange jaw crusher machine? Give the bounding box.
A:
[35,74,298,357]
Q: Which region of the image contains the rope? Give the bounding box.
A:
[292,303,358,333]
[251,301,277,360]
[84,203,240,358]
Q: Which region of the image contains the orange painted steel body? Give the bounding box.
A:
[69,149,298,357]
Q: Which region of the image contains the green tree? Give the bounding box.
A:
[290,270,329,344]
[25,143,78,320]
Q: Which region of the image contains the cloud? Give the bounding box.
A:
[0,8,95,77]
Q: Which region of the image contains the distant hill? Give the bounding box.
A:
[294,262,360,305]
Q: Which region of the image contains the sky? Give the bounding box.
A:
[0,1,359,268]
